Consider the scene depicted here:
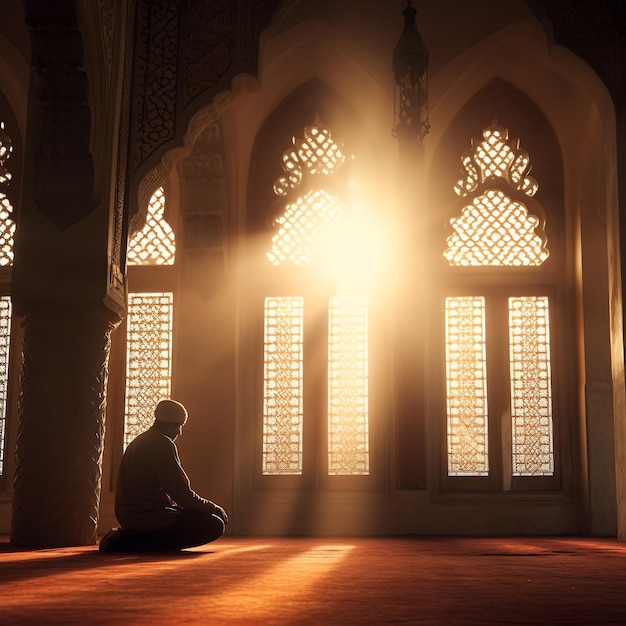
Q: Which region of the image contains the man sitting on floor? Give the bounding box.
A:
[99,399,228,552]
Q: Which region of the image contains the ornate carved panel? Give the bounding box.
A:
[183,0,231,107]
[132,0,179,167]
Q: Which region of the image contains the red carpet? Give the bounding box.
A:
[1,536,626,624]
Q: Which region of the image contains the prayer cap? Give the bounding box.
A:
[154,399,188,424]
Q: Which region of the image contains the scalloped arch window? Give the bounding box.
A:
[262,123,370,477]
[444,124,555,481]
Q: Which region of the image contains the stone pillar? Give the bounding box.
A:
[11,307,116,547]
[9,0,125,546]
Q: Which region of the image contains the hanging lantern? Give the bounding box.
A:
[392,1,429,143]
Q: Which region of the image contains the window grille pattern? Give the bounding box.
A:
[267,190,345,266]
[124,293,173,447]
[328,296,369,475]
[128,187,176,265]
[0,297,11,475]
[445,297,489,476]
[0,122,15,266]
[445,124,548,267]
[263,297,304,475]
[268,125,347,266]
[509,296,554,475]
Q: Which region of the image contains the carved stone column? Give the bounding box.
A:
[11,307,116,547]
[9,0,125,546]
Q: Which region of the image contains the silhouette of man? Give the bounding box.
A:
[99,399,228,551]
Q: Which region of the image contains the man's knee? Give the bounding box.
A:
[178,509,225,545]
[199,512,226,542]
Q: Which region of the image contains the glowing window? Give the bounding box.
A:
[127,187,176,266]
[123,292,173,447]
[509,296,554,475]
[262,124,371,480]
[445,297,489,476]
[263,297,304,475]
[0,296,11,475]
[445,124,548,267]
[328,296,369,475]
[0,122,15,266]
[267,125,347,266]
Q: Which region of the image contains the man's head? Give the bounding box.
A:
[153,399,188,440]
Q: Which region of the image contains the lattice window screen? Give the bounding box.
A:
[509,296,554,475]
[124,292,173,447]
[267,125,347,266]
[0,122,15,266]
[263,297,304,475]
[328,296,369,475]
[0,297,11,474]
[445,124,548,267]
[445,296,489,476]
[128,187,176,266]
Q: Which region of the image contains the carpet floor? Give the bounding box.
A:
[1,535,626,624]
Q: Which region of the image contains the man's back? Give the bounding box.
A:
[115,427,179,533]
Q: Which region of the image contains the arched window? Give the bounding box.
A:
[127,187,176,266]
[123,187,176,447]
[0,120,15,480]
[0,122,15,267]
[261,123,370,480]
[441,121,561,490]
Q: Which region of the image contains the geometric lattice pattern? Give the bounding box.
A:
[445,296,489,476]
[0,122,11,186]
[267,190,345,266]
[127,187,176,266]
[445,124,548,267]
[124,292,173,448]
[267,125,348,266]
[509,296,554,476]
[263,297,304,475]
[328,296,369,475]
[273,125,346,195]
[0,296,11,475]
[0,122,15,266]
[454,126,538,196]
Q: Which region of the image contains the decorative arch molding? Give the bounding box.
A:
[427,18,616,199]
[258,16,393,126]
[132,163,169,239]
[132,88,236,238]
